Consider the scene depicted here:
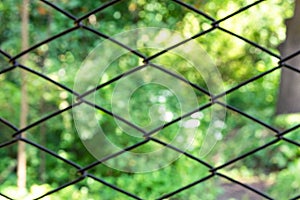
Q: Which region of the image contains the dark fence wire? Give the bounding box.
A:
[0,0,299,199]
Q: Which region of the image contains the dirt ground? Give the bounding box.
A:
[218,181,270,200]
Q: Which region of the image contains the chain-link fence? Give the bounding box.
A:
[0,0,300,199]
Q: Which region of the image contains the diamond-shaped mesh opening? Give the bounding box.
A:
[225,70,280,124]
[194,29,279,91]
[227,67,300,130]
[183,104,276,167]
[0,0,299,199]
[25,109,97,167]
[0,67,73,126]
[22,29,104,89]
[92,66,208,127]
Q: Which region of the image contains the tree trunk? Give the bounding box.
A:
[277,0,300,114]
[17,0,29,193]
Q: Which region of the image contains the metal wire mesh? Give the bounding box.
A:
[0,0,299,199]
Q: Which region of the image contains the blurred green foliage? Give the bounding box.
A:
[0,0,299,199]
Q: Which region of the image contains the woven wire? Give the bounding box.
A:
[0,0,300,199]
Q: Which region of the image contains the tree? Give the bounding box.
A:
[277,0,300,114]
[17,0,29,194]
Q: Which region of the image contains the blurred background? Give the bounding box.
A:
[0,0,299,199]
